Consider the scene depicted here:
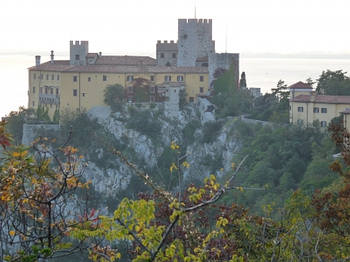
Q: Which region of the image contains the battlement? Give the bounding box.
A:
[70,40,89,47]
[178,18,212,24]
[157,40,176,44]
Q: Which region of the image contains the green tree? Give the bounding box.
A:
[316,70,350,95]
[104,84,125,112]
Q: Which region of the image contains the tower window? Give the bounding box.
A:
[75,55,80,60]
[189,97,194,102]
[313,107,319,113]
[172,53,176,58]
[321,121,327,127]
[56,88,59,95]
[160,53,164,58]
[40,87,43,94]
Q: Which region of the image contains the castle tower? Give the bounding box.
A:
[177,19,215,67]
[156,40,178,66]
[70,41,89,65]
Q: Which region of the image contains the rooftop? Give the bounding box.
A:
[29,60,208,74]
[288,81,313,90]
[291,94,350,104]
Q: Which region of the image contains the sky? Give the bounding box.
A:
[1,0,350,117]
[2,0,350,55]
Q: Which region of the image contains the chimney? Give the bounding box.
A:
[99,52,102,56]
[50,50,54,64]
[35,55,41,66]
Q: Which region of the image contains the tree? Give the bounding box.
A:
[209,65,252,118]
[239,72,247,88]
[0,123,92,261]
[316,70,350,95]
[104,84,125,112]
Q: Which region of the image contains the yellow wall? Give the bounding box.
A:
[58,71,209,113]
[28,71,61,119]
[290,100,350,128]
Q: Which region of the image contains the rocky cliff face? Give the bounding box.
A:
[22,99,242,204]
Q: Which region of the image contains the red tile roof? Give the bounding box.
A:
[29,61,208,74]
[95,55,156,66]
[291,94,350,104]
[288,81,312,90]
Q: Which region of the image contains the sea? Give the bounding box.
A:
[2,54,350,118]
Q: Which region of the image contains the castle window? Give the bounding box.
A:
[73,89,77,96]
[51,74,54,80]
[177,75,184,82]
[321,108,327,113]
[45,87,48,94]
[165,75,171,82]
[200,87,204,93]
[321,121,327,127]
[150,75,155,81]
[57,75,60,81]
[183,34,188,39]
[166,62,171,67]
[172,53,176,58]
[88,77,91,82]
[73,76,77,82]
[127,75,134,82]
[297,106,303,112]
[313,107,319,113]
[189,97,194,102]
[46,74,49,80]
[56,88,59,95]
[32,101,35,107]
[200,76,204,82]
[32,86,36,93]
[160,53,164,58]
[50,88,53,95]
[40,74,43,80]
[40,87,43,94]
[33,73,36,80]
[103,75,107,81]
[75,55,80,61]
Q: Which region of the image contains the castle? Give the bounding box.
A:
[27,18,239,119]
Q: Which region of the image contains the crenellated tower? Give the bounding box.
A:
[177,19,215,67]
[156,40,178,66]
[70,41,89,65]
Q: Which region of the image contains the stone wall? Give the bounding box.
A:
[177,19,215,67]
[22,124,60,145]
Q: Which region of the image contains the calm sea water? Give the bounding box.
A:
[2,54,350,118]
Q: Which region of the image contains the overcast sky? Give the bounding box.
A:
[2,0,350,56]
